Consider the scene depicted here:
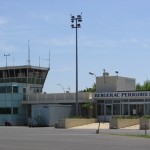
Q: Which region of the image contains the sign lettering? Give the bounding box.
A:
[95,91,150,98]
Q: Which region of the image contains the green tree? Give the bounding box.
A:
[82,83,96,92]
[136,83,143,91]
[136,80,150,91]
[82,103,93,118]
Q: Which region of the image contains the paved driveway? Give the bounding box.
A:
[0,126,149,150]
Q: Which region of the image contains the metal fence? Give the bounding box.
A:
[23,92,93,104]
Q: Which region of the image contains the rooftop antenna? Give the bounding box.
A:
[103,69,106,83]
[4,54,10,67]
[39,56,40,67]
[49,50,50,69]
[28,40,31,65]
[42,51,50,68]
[13,57,14,66]
[115,71,119,78]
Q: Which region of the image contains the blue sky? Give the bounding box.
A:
[0,0,150,93]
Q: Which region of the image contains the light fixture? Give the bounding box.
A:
[70,13,82,117]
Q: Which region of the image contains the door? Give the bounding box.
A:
[130,104,144,116]
[106,105,112,115]
[137,104,144,116]
[104,105,112,121]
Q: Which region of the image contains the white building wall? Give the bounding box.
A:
[116,77,136,91]
[96,75,135,92]
[31,104,75,126]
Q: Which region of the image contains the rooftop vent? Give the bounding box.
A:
[103,72,109,76]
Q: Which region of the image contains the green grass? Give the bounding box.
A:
[111,134,150,139]
[125,134,150,138]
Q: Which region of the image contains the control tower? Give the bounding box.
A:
[0,65,49,125]
[0,65,49,93]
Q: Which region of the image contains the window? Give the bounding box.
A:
[23,94,26,101]
[5,108,11,114]
[105,100,112,104]
[106,105,112,115]
[0,108,5,114]
[123,99,128,102]
[145,104,150,115]
[97,100,104,104]
[0,108,11,114]
[23,88,26,93]
[13,108,18,114]
[0,107,18,114]
[7,86,12,93]
[145,99,150,102]
[0,86,12,93]
[97,104,104,115]
[113,104,120,115]
[41,71,47,78]
[122,104,128,115]
[113,100,120,103]
[0,87,6,93]
[13,86,18,93]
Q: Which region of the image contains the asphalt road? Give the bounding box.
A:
[0,127,149,150]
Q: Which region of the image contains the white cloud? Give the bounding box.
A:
[29,12,63,23]
[121,38,138,44]
[48,38,74,47]
[51,66,73,72]
[0,17,7,25]
[0,41,16,53]
[142,43,149,48]
[37,36,74,48]
[80,37,147,50]
[30,12,50,22]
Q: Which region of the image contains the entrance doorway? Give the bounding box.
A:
[106,105,112,115]
[130,104,144,116]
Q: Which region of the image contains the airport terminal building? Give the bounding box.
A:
[1,64,150,125]
[21,70,150,123]
[95,72,150,121]
[0,64,91,126]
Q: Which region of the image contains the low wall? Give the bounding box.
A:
[55,118,97,128]
[140,118,150,130]
[110,118,140,129]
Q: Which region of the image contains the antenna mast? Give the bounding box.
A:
[49,50,50,68]
[39,56,40,67]
[28,40,31,65]
[13,57,14,66]
[40,51,50,68]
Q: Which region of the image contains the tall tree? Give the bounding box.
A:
[82,83,96,92]
[136,80,150,91]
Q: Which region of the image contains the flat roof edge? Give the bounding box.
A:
[0,65,50,71]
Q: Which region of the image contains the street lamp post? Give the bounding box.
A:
[57,84,70,93]
[89,72,97,119]
[57,84,65,93]
[89,72,97,91]
[4,54,10,124]
[71,14,82,117]
[89,72,96,78]
[115,71,119,78]
[4,54,10,67]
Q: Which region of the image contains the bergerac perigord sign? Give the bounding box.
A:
[95,91,150,99]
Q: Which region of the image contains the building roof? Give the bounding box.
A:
[0,65,50,71]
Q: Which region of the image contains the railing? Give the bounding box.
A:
[23,92,93,104]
